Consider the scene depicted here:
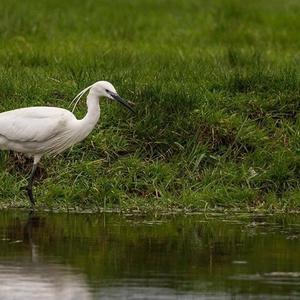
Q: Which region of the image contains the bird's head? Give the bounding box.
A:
[91,81,117,98]
[70,81,135,113]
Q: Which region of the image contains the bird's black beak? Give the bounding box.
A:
[109,92,135,114]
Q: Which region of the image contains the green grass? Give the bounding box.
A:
[0,0,299,212]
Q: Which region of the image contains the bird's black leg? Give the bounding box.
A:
[27,163,38,207]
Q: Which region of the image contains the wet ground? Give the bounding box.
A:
[0,210,299,299]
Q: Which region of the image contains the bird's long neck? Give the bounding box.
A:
[81,90,101,132]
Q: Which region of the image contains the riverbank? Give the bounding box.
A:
[0,0,299,212]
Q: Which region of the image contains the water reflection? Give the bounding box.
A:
[0,212,91,300]
[0,211,299,299]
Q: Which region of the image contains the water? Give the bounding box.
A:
[0,210,299,299]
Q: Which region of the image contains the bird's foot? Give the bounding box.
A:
[27,187,36,207]
[21,186,36,207]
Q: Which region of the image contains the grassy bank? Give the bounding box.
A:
[0,0,299,211]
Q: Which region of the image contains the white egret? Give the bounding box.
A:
[0,81,134,206]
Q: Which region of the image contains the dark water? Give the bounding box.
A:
[0,211,299,299]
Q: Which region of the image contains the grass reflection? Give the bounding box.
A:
[0,210,299,297]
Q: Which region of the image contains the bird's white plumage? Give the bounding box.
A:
[0,80,132,205]
[0,81,118,157]
[0,107,75,142]
[0,106,77,155]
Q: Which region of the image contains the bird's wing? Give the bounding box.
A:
[0,107,76,143]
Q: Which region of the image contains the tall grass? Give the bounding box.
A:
[0,0,299,211]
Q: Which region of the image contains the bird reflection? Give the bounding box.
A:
[23,211,44,263]
[0,211,91,300]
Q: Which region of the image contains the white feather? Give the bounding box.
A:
[0,81,119,158]
[0,80,132,204]
[69,85,93,112]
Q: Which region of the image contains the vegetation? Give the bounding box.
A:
[0,0,299,211]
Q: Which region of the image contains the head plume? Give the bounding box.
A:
[69,84,93,112]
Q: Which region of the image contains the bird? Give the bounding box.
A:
[0,81,134,206]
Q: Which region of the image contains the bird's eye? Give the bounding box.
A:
[105,89,110,93]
